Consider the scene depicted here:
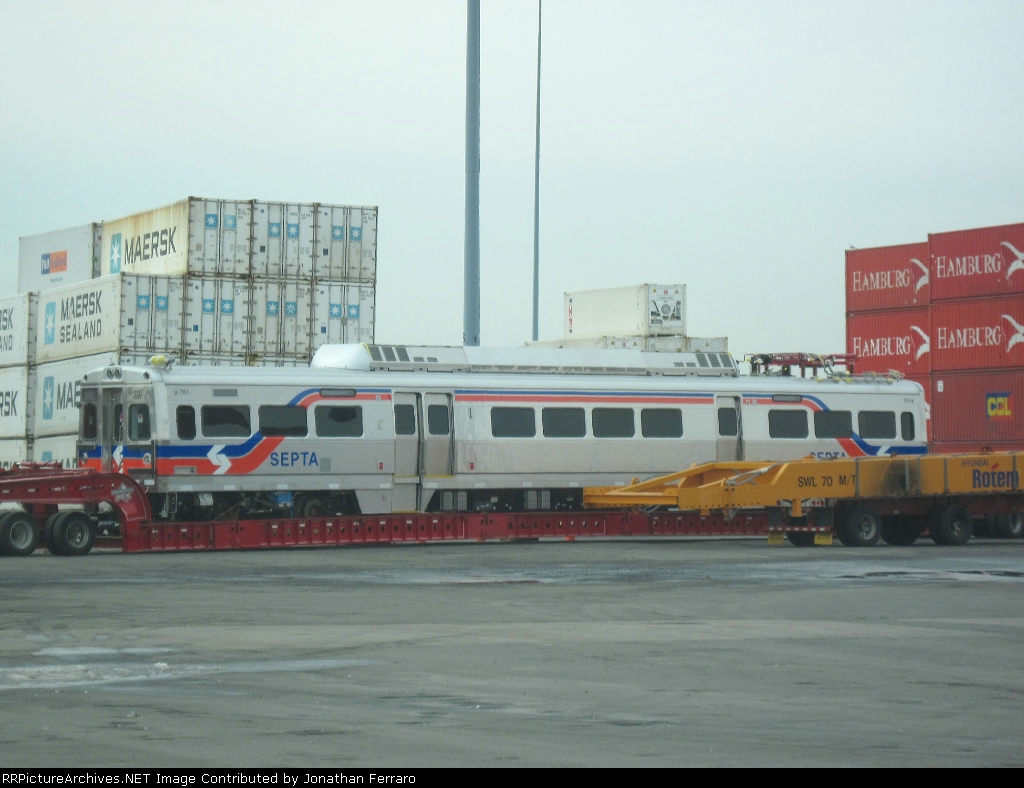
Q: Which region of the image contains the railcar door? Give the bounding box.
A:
[99,387,125,473]
[392,392,421,512]
[421,393,454,509]
[716,396,743,461]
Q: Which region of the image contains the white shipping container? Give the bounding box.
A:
[181,354,307,368]
[35,275,177,363]
[0,438,30,470]
[31,434,79,469]
[182,277,249,355]
[250,280,314,358]
[101,197,378,281]
[673,336,728,353]
[18,223,101,294]
[526,334,728,352]
[564,284,687,339]
[31,352,120,437]
[0,293,37,368]
[0,366,33,438]
[311,282,375,349]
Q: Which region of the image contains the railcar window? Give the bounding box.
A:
[427,405,450,436]
[176,406,196,440]
[128,405,151,442]
[81,404,98,441]
[201,405,251,438]
[718,408,738,437]
[315,406,363,437]
[593,408,635,438]
[901,412,915,441]
[113,404,124,442]
[814,410,852,439]
[491,407,536,438]
[394,405,416,436]
[859,411,897,439]
[542,407,585,438]
[259,405,308,437]
[641,408,683,438]
[707,354,722,368]
[769,409,808,438]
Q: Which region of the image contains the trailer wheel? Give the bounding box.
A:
[838,508,881,547]
[786,531,816,547]
[933,506,973,547]
[997,513,1024,539]
[0,512,40,557]
[294,494,327,518]
[44,512,68,555]
[51,512,96,557]
[880,517,920,546]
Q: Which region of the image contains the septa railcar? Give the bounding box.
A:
[74,344,927,522]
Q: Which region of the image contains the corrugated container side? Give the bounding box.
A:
[313,205,378,283]
[565,284,687,338]
[18,223,101,293]
[31,352,121,437]
[0,293,37,368]
[135,275,187,355]
[182,277,250,356]
[845,242,930,312]
[311,283,374,349]
[931,295,1024,372]
[846,308,931,376]
[31,433,80,469]
[249,203,317,279]
[249,280,314,357]
[0,366,33,438]
[36,276,125,363]
[929,222,1024,301]
[931,369,1024,443]
[104,200,191,277]
[0,439,30,469]
[932,441,1024,453]
[187,198,253,277]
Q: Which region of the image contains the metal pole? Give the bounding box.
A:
[531,0,543,342]
[464,0,481,347]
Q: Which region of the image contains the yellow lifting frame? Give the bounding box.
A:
[584,452,1024,517]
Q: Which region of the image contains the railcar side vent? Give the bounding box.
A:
[312,345,739,377]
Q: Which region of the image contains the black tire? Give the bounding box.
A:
[44,511,68,555]
[786,531,817,547]
[0,512,40,557]
[880,517,920,546]
[295,495,327,518]
[839,507,882,547]
[997,513,1024,539]
[52,512,96,557]
[933,505,973,547]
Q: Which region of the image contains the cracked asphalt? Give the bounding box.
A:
[2,538,1023,767]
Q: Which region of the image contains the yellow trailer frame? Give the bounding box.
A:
[584,452,1024,547]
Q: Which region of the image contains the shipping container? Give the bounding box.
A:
[931,369,1024,443]
[929,221,1024,301]
[249,280,313,358]
[931,295,1024,372]
[0,293,37,368]
[526,334,727,352]
[846,308,931,376]
[931,441,1024,454]
[845,242,930,312]
[31,352,120,437]
[18,223,101,294]
[564,284,686,339]
[311,282,376,349]
[905,375,931,442]
[101,197,378,281]
[35,275,185,363]
[179,353,308,368]
[0,439,30,470]
[0,366,33,438]
[182,277,250,356]
[31,433,80,469]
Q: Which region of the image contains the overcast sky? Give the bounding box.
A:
[2,0,1023,356]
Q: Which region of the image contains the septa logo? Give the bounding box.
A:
[987,392,1012,419]
[109,234,122,274]
[43,302,56,345]
[41,251,67,276]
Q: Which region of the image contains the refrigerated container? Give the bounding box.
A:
[845,242,930,312]
[0,366,33,439]
[846,308,931,376]
[18,223,101,293]
[30,433,80,469]
[311,282,376,349]
[931,369,1024,443]
[249,280,314,359]
[182,277,250,356]
[0,293,37,368]
[564,284,686,338]
[101,197,378,281]
[929,221,1024,301]
[526,334,727,352]
[0,439,30,470]
[931,295,1024,372]
[31,352,120,437]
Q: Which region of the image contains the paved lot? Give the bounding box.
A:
[1,538,1023,767]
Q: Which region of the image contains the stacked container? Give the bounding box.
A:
[0,294,37,467]
[845,222,1024,451]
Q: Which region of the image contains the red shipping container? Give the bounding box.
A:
[929,221,1024,301]
[932,441,1024,454]
[931,295,1024,371]
[846,309,931,376]
[846,242,930,312]
[931,369,1024,443]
